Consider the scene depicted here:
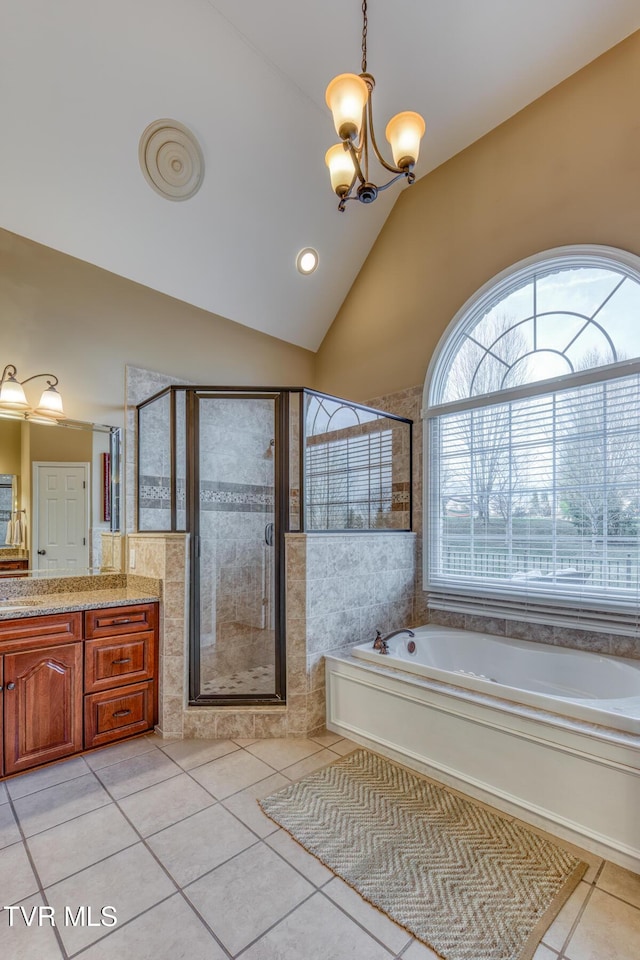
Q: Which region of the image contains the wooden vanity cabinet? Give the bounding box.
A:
[0,613,83,776]
[0,602,159,779]
[83,603,157,748]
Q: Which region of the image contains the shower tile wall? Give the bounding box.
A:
[366,385,427,622]
[286,531,418,734]
[138,391,172,531]
[198,398,276,695]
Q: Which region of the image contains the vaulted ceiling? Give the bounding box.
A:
[2,1,639,350]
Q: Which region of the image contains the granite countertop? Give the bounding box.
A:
[0,586,161,620]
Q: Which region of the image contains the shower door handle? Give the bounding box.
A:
[264,522,274,547]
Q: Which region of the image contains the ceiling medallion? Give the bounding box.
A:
[138,119,204,201]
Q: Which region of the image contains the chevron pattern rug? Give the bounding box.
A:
[259,749,587,960]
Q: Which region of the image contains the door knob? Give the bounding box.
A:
[37,549,46,555]
[6,682,15,690]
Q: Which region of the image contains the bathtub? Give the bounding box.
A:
[351,626,640,736]
[325,625,640,871]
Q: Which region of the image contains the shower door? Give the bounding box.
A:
[190,392,286,703]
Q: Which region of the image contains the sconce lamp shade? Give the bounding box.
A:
[325,144,356,198]
[325,73,369,141]
[0,374,29,410]
[34,384,65,419]
[385,111,426,169]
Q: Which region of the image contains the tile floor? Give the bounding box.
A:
[1,733,639,959]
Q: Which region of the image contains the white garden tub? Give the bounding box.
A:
[351,625,640,735]
[326,625,640,870]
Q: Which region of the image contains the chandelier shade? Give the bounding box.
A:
[385,111,426,169]
[325,143,357,198]
[325,73,369,141]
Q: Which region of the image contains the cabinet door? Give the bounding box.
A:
[3,642,83,775]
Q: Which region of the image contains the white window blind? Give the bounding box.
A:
[428,372,640,623]
[306,430,393,529]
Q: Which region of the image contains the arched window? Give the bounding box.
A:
[424,246,640,625]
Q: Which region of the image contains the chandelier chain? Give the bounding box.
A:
[361,0,368,73]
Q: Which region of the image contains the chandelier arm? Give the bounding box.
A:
[345,139,366,186]
[375,170,413,193]
[364,91,406,175]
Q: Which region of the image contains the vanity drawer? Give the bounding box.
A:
[84,632,155,693]
[0,612,82,655]
[84,603,157,639]
[84,681,154,748]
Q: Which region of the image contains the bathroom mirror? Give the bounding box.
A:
[0,414,121,578]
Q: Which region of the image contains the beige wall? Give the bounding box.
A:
[0,229,315,428]
[315,31,640,401]
[0,419,21,475]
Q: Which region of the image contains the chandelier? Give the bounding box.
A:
[325,0,426,212]
[0,364,65,419]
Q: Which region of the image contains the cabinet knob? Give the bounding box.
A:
[6,682,15,691]
[112,658,132,665]
[112,709,131,718]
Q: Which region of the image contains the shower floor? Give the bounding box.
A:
[200,663,275,695]
[200,623,275,696]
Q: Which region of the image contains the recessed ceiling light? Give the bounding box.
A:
[296,248,319,275]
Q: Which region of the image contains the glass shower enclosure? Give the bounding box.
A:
[137,387,412,707]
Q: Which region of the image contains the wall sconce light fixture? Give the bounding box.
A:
[0,364,65,419]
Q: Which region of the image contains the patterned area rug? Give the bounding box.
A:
[259,749,587,960]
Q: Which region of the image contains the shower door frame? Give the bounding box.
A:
[187,388,290,706]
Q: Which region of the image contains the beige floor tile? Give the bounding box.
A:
[85,737,160,770]
[0,802,21,849]
[6,756,91,799]
[147,803,257,886]
[311,731,344,747]
[0,781,7,804]
[117,773,216,836]
[282,748,340,781]
[158,738,238,771]
[185,842,314,954]
[0,840,39,905]
[240,891,392,960]
[532,945,559,959]
[233,737,259,746]
[328,738,359,756]
[266,828,335,886]
[402,940,446,959]
[221,772,288,837]
[565,887,640,959]
[27,804,138,887]
[189,750,275,799]
[13,774,111,838]
[78,893,228,960]
[245,738,323,770]
[44,843,175,954]
[323,876,412,953]
[597,861,640,909]
[0,894,64,959]
[94,750,180,799]
[542,881,591,951]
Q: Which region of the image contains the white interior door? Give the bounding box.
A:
[33,463,90,572]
